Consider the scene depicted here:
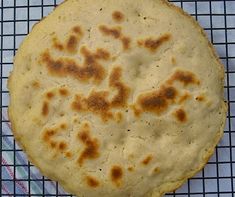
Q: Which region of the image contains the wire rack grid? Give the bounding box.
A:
[0,0,235,196]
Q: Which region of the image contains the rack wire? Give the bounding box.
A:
[1,0,235,196]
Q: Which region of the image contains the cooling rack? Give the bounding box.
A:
[1,0,235,196]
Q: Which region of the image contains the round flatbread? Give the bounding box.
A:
[8,0,227,196]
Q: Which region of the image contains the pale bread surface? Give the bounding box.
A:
[8,0,227,196]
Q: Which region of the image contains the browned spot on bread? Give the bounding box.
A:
[178,92,191,104]
[196,95,205,102]
[52,26,83,53]
[109,67,130,107]
[121,36,131,50]
[168,70,200,86]
[73,118,78,123]
[32,81,40,88]
[136,86,177,115]
[42,129,72,155]
[77,125,100,166]
[153,167,160,173]
[72,95,84,111]
[60,123,67,129]
[138,94,168,115]
[115,112,123,123]
[58,141,68,151]
[130,104,141,117]
[93,48,111,60]
[59,88,69,96]
[142,155,153,165]
[41,47,108,83]
[138,34,171,52]
[80,46,109,82]
[42,129,56,142]
[50,141,57,148]
[112,11,125,23]
[86,91,112,121]
[74,93,112,121]
[42,101,49,116]
[86,176,100,188]
[52,37,64,51]
[171,57,176,65]
[71,67,130,121]
[174,108,187,122]
[65,151,72,158]
[66,35,78,53]
[46,92,54,99]
[71,91,117,121]
[99,25,121,38]
[72,26,83,34]
[99,25,131,50]
[81,46,110,68]
[162,86,178,100]
[133,70,199,117]
[111,166,123,187]
[128,167,134,172]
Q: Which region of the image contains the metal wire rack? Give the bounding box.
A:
[1,0,235,196]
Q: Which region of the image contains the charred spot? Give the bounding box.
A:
[169,70,200,86]
[42,101,49,116]
[138,34,171,52]
[59,88,69,96]
[174,108,187,122]
[86,176,100,188]
[111,166,123,187]
[77,127,100,166]
[66,35,78,53]
[46,92,54,99]
[109,67,130,107]
[99,25,121,38]
[142,155,153,165]
[112,11,125,23]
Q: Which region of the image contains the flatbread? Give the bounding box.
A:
[8,0,227,196]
